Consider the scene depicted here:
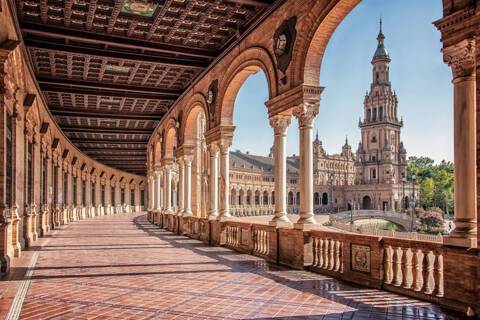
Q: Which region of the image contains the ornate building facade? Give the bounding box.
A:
[229,23,415,215]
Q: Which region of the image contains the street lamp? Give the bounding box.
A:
[402,177,406,212]
[410,174,417,231]
[328,173,334,213]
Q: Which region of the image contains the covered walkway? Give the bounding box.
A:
[1,213,456,319]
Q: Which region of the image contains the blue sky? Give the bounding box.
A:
[231,0,453,163]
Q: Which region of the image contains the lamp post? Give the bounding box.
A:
[410,174,417,231]
[402,177,406,212]
[350,200,354,225]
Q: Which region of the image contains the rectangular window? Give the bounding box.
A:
[111,187,115,205]
[140,190,145,206]
[130,189,135,206]
[91,182,95,205]
[121,188,125,204]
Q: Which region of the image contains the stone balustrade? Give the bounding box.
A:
[150,211,479,315]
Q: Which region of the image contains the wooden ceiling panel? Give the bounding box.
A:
[16,0,279,174]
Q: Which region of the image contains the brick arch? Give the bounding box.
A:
[181,93,208,146]
[217,47,277,126]
[163,119,177,160]
[153,139,162,165]
[290,0,362,86]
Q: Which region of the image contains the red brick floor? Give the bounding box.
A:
[1,213,461,319]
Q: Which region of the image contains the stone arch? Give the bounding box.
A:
[182,93,209,146]
[153,139,162,165]
[291,0,362,86]
[217,47,278,126]
[362,195,372,210]
[163,120,177,160]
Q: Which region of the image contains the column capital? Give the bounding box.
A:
[208,142,219,154]
[293,101,319,128]
[218,139,231,154]
[442,38,476,79]
[269,114,291,135]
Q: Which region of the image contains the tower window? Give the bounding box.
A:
[376,72,379,81]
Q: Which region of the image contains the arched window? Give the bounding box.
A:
[296,192,300,205]
[263,191,269,205]
[314,192,320,205]
[322,192,328,205]
[255,191,260,205]
[271,191,275,205]
[246,190,252,205]
[288,191,294,205]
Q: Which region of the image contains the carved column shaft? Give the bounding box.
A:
[443,39,477,248]
[208,144,219,219]
[293,102,319,228]
[269,114,291,226]
[183,156,193,216]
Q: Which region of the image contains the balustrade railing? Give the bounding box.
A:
[311,233,343,274]
[382,238,444,298]
[253,227,269,256]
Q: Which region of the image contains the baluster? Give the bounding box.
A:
[434,252,444,297]
[322,238,328,269]
[413,249,424,292]
[317,239,323,268]
[383,245,393,285]
[393,247,403,287]
[312,238,318,267]
[403,248,413,289]
[265,232,269,255]
[424,251,435,295]
[334,240,341,272]
[259,231,264,253]
[328,239,334,270]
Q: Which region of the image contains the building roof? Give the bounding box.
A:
[230,150,299,174]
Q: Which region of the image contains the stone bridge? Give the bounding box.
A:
[330,210,415,231]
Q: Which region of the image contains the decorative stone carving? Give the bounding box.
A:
[351,244,371,273]
[293,102,319,127]
[442,39,476,78]
[273,17,297,74]
[207,80,218,118]
[269,114,291,135]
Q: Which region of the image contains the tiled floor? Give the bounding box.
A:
[1,213,460,319]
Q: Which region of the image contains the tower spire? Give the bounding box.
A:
[379,16,382,34]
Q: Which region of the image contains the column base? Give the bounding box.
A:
[208,213,219,221]
[182,211,193,217]
[269,213,292,227]
[217,213,232,221]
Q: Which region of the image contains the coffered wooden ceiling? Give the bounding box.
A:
[15,0,278,175]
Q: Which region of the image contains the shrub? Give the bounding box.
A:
[418,211,444,234]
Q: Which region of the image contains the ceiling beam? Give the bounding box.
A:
[38,77,181,101]
[82,147,146,151]
[21,22,217,60]
[50,108,163,121]
[61,126,151,134]
[68,138,148,144]
[225,0,274,6]
[26,39,210,68]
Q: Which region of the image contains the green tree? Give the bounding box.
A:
[407,156,454,215]
[420,177,434,208]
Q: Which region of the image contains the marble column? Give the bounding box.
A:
[443,39,477,248]
[208,144,219,220]
[178,158,185,215]
[164,165,173,214]
[269,114,292,226]
[154,171,161,211]
[293,102,319,229]
[218,140,231,220]
[183,156,193,216]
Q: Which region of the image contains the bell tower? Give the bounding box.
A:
[356,19,407,185]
